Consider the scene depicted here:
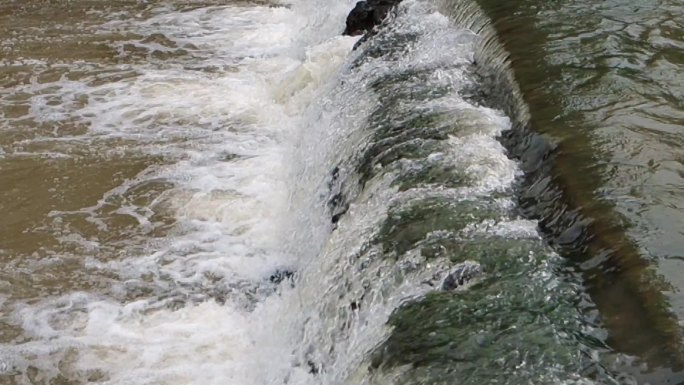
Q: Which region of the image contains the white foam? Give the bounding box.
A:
[462,218,542,239]
[1,0,359,384]
[257,3,546,384]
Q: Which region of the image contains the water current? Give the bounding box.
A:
[0,0,683,384]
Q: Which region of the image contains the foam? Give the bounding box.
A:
[1,0,358,383]
[0,1,554,384]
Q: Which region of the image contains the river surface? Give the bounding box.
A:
[475,0,684,380]
[0,0,683,384]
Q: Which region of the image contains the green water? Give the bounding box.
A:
[470,0,684,380]
[336,8,613,383]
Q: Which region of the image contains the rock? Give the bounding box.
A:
[269,269,294,285]
[327,166,350,226]
[441,261,482,291]
[307,359,319,374]
[330,193,349,225]
[343,0,401,36]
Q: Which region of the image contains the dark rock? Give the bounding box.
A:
[331,210,347,225]
[307,359,319,374]
[343,0,402,36]
[269,269,294,285]
[441,261,482,291]
[330,194,349,225]
[344,1,375,36]
[327,166,350,226]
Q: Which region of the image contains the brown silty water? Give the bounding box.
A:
[1,0,174,343]
[1,0,292,372]
[1,0,387,381]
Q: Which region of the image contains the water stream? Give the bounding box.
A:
[1,0,683,384]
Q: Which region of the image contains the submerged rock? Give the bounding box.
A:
[441,261,482,291]
[327,166,350,226]
[269,269,295,285]
[343,0,402,36]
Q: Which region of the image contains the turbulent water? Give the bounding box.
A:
[0,0,683,384]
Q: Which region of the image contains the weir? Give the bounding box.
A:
[284,0,620,383]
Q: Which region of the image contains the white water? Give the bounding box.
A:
[1,1,360,384]
[0,0,551,384]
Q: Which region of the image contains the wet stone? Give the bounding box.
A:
[327,166,353,225]
[269,269,295,285]
[441,261,482,291]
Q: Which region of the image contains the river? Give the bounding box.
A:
[1,0,683,384]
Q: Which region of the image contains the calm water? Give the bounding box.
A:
[0,0,683,383]
[475,0,684,378]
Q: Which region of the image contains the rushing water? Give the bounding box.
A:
[1,0,683,384]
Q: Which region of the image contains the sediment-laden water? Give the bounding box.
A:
[0,0,683,384]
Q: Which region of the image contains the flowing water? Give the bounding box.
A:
[472,0,684,381]
[0,0,683,384]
